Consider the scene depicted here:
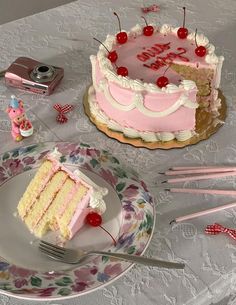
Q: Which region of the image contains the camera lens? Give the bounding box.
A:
[37,66,50,73]
[30,64,55,83]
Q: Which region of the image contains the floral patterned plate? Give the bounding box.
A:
[0,142,155,301]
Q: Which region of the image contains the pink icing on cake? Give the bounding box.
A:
[94,60,198,132]
[113,33,210,85]
[67,196,93,238]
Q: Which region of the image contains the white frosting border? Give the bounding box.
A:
[91,56,198,117]
[88,85,195,142]
[94,24,224,93]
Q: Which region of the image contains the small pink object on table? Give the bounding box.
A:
[6,95,33,141]
[53,103,74,124]
[163,167,236,175]
[164,165,236,194]
[170,201,236,224]
[170,166,221,170]
[141,4,160,13]
[205,223,236,240]
[167,188,236,196]
[162,171,236,184]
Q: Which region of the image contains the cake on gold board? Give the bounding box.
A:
[85,11,226,149]
[17,149,108,240]
[84,89,226,150]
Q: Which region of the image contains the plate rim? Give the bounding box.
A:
[0,141,156,301]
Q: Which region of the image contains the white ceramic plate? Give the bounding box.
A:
[0,142,155,300]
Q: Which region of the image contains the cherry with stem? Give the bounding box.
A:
[156,64,171,88]
[177,7,188,39]
[114,12,128,44]
[141,16,154,36]
[86,212,117,246]
[93,37,118,62]
[113,62,128,77]
[194,29,207,57]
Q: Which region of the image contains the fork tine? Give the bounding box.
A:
[40,240,66,253]
[39,245,64,259]
[39,243,64,256]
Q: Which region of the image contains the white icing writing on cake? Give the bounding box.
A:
[136,42,189,71]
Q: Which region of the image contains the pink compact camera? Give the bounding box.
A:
[5,57,64,95]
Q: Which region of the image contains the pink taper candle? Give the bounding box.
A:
[163,168,236,176]
[167,188,236,196]
[170,166,235,170]
[162,171,236,184]
[170,201,236,224]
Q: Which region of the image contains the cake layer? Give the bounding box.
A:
[18,160,54,218]
[56,183,89,239]
[171,63,215,107]
[24,171,68,232]
[34,178,75,237]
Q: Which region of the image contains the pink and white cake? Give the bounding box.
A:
[17,149,108,240]
[88,22,224,142]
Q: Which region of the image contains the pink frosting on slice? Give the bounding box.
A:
[68,191,93,238]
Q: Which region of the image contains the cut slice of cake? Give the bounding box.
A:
[17,149,108,240]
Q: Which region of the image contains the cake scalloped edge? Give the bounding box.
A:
[91,55,198,117]
[87,85,195,142]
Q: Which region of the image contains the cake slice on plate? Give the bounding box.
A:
[17,149,107,240]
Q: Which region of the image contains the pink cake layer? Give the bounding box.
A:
[46,156,94,238]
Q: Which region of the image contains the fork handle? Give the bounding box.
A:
[87,251,185,269]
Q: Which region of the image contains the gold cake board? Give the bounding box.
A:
[83,87,227,150]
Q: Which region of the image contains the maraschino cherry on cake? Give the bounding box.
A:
[88,10,224,144]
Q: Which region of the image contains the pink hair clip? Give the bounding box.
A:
[141,4,160,14]
[205,223,236,240]
[53,103,74,124]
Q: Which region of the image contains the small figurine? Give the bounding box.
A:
[6,95,33,141]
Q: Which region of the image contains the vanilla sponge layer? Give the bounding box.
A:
[171,63,215,107]
[18,160,54,218]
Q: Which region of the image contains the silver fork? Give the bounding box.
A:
[39,240,185,269]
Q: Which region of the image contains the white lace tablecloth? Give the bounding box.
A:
[0,1,236,304]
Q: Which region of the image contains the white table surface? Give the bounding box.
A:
[0,1,236,304]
